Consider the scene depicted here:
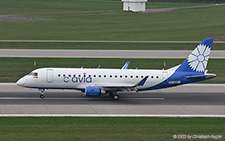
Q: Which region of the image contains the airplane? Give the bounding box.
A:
[16,38,216,100]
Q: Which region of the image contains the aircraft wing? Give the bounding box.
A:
[121,61,130,69]
[90,76,149,91]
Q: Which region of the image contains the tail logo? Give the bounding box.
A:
[187,44,211,72]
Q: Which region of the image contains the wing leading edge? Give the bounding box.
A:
[90,76,149,91]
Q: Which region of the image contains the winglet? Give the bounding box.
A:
[135,76,149,87]
[122,61,130,69]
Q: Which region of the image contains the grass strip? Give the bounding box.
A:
[0,42,225,50]
[0,117,224,140]
[0,6,224,41]
[0,58,223,83]
[0,1,211,14]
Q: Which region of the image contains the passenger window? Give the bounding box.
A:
[68,74,71,77]
[141,76,143,78]
[104,75,106,78]
[99,75,101,77]
[110,75,112,78]
[58,74,60,77]
[136,76,138,78]
[115,75,117,78]
[156,76,159,78]
[120,75,122,78]
[73,74,76,77]
[84,74,86,77]
[151,76,154,78]
[89,75,91,77]
[94,75,96,77]
[63,74,65,77]
[125,76,127,78]
[79,75,81,77]
[130,76,133,78]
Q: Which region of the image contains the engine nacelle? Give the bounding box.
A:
[85,87,101,97]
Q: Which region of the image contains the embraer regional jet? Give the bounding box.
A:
[16,38,216,100]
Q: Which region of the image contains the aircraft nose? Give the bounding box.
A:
[16,78,25,86]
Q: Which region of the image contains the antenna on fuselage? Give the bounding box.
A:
[163,61,166,70]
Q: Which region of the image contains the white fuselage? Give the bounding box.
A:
[16,67,175,91]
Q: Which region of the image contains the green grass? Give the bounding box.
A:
[0,42,224,50]
[0,0,211,15]
[0,57,223,83]
[0,117,224,140]
[0,2,223,41]
[0,0,122,15]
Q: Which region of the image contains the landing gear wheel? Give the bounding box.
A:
[113,94,119,100]
[38,88,45,99]
[40,94,45,99]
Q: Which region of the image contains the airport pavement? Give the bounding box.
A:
[0,15,52,22]
[1,49,225,58]
[145,4,224,13]
[0,83,225,116]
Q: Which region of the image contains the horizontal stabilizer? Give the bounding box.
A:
[186,73,216,79]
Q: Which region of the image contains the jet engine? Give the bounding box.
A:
[85,87,101,97]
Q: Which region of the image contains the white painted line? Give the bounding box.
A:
[0,83,17,85]
[1,114,225,117]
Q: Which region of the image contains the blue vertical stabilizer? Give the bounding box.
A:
[176,38,213,74]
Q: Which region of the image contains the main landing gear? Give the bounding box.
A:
[110,92,119,100]
[38,88,45,99]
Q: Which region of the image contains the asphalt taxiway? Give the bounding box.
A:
[1,49,225,58]
[0,83,225,116]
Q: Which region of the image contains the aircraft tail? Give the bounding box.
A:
[176,38,213,74]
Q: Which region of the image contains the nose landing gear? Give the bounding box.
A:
[38,88,45,99]
[40,94,45,99]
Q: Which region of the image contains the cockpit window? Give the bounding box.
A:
[28,72,33,76]
[33,72,38,76]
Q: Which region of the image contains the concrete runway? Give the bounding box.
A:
[1,49,225,58]
[145,4,224,13]
[0,83,225,116]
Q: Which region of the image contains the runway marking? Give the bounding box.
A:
[0,97,165,100]
[0,114,225,117]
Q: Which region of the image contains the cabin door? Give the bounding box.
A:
[47,69,53,83]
